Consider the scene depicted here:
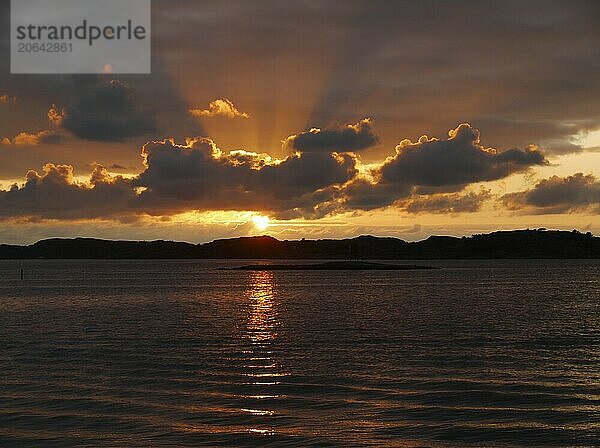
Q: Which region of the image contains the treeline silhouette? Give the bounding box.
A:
[0,229,597,259]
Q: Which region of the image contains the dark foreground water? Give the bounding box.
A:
[0,259,598,447]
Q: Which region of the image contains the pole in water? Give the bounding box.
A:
[20,268,23,280]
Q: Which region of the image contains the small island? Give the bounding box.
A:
[228,261,439,271]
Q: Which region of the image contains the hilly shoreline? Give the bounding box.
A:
[0,229,598,260]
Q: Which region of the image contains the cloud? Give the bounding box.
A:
[134,137,357,218]
[398,189,492,214]
[0,136,358,221]
[502,173,600,214]
[334,123,547,211]
[58,80,156,141]
[283,118,379,153]
[0,123,552,222]
[380,123,547,188]
[538,140,585,156]
[189,99,249,119]
[337,178,405,211]
[1,130,64,146]
[0,163,135,220]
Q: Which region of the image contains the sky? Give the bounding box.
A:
[0,0,599,244]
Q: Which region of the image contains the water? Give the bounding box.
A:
[0,259,598,447]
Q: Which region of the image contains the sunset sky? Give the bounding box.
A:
[0,0,599,244]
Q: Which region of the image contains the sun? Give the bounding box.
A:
[251,215,270,231]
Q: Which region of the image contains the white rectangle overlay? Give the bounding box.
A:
[11,0,151,74]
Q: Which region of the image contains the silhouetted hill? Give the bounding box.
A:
[0,230,598,259]
[0,238,196,259]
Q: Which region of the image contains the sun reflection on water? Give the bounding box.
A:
[241,271,287,436]
[246,271,278,345]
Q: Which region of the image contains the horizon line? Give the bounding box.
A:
[3,227,596,247]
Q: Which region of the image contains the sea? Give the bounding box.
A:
[0,259,598,447]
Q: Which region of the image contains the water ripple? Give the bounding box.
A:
[0,259,598,447]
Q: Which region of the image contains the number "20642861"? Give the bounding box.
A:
[18,42,73,53]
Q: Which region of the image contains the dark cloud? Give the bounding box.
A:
[502,173,600,214]
[0,135,357,221]
[59,80,156,142]
[134,137,357,218]
[399,189,492,214]
[36,130,65,145]
[0,164,135,220]
[1,136,358,221]
[283,119,379,153]
[335,123,547,211]
[380,124,547,188]
[338,179,406,211]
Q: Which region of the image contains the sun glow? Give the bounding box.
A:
[252,215,270,231]
[574,128,600,149]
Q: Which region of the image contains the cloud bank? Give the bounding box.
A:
[0,122,566,222]
[134,137,356,218]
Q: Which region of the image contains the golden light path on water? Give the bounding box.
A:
[241,271,288,436]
